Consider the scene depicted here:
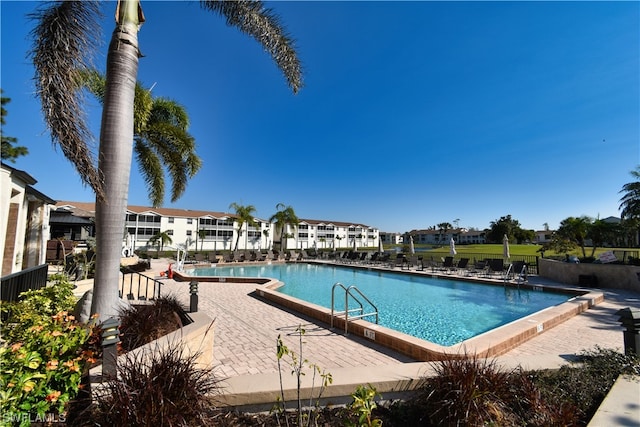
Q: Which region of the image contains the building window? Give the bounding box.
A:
[168,217,174,223]
[187,218,193,224]
[186,230,192,236]
[167,230,174,236]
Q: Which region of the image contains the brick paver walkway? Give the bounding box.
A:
[150,259,640,379]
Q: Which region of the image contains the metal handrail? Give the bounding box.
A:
[331,282,378,334]
[120,269,163,301]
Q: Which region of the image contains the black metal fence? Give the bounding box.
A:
[417,253,540,274]
[1,264,49,302]
[120,268,163,301]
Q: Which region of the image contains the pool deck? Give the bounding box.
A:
[71,258,640,424]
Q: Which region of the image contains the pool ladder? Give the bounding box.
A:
[330,282,379,334]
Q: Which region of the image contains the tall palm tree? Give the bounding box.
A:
[437,222,452,246]
[149,230,172,258]
[620,166,640,220]
[269,203,299,251]
[83,71,202,207]
[229,202,256,251]
[197,228,208,252]
[30,0,303,320]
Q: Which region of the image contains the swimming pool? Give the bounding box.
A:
[184,263,574,346]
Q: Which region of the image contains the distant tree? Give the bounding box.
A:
[556,216,593,258]
[486,215,521,243]
[619,166,640,220]
[269,203,299,251]
[0,90,29,163]
[197,228,207,252]
[619,166,640,246]
[149,230,172,258]
[437,222,452,245]
[229,202,256,251]
[587,218,618,256]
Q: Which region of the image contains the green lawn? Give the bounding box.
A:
[388,243,630,258]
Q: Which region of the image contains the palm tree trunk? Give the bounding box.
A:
[91,1,141,321]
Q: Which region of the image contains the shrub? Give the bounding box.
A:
[0,277,96,424]
[529,346,640,422]
[84,341,221,426]
[118,295,188,352]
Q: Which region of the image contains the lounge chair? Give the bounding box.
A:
[487,258,505,277]
[509,261,528,283]
[466,260,487,276]
[368,252,380,264]
[208,252,219,263]
[378,252,390,264]
[453,258,469,274]
[404,256,419,270]
[221,252,233,263]
[438,256,455,273]
[390,254,406,269]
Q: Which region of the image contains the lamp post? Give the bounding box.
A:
[189,280,199,313]
[101,317,121,379]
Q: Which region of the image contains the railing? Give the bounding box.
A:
[331,282,378,334]
[417,253,540,274]
[1,264,49,302]
[120,268,163,301]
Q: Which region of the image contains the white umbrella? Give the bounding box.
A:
[449,237,457,255]
[503,234,510,259]
[409,235,415,254]
[352,239,358,251]
[378,238,384,253]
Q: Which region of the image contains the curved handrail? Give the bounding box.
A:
[331,282,379,333]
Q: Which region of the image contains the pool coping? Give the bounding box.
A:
[174,262,604,362]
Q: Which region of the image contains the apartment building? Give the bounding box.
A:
[53,202,380,253]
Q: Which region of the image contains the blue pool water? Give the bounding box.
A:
[186,263,572,346]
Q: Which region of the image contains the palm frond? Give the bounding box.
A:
[200,0,303,93]
[29,1,105,199]
[134,139,165,207]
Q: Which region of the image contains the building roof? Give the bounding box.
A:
[55,201,374,229]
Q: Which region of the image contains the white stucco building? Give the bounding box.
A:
[53,201,381,253]
[1,164,54,275]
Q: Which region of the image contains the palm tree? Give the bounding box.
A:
[197,228,207,252]
[620,166,640,220]
[269,203,299,251]
[149,230,172,258]
[557,216,592,258]
[30,0,302,320]
[437,222,452,246]
[229,202,256,251]
[83,71,202,207]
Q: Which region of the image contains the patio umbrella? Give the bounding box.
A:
[503,234,510,259]
[353,239,358,251]
[449,237,457,255]
[378,238,384,253]
[409,235,415,254]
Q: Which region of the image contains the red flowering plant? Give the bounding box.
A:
[0,276,97,423]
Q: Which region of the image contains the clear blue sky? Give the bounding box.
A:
[2,1,638,233]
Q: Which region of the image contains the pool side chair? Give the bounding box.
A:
[467,260,487,276]
[509,261,528,283]
[439,256,455,273]
[404,256,419,270]
[487,258,505,278]
[391,254,406,269]
[453,258,469,275]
